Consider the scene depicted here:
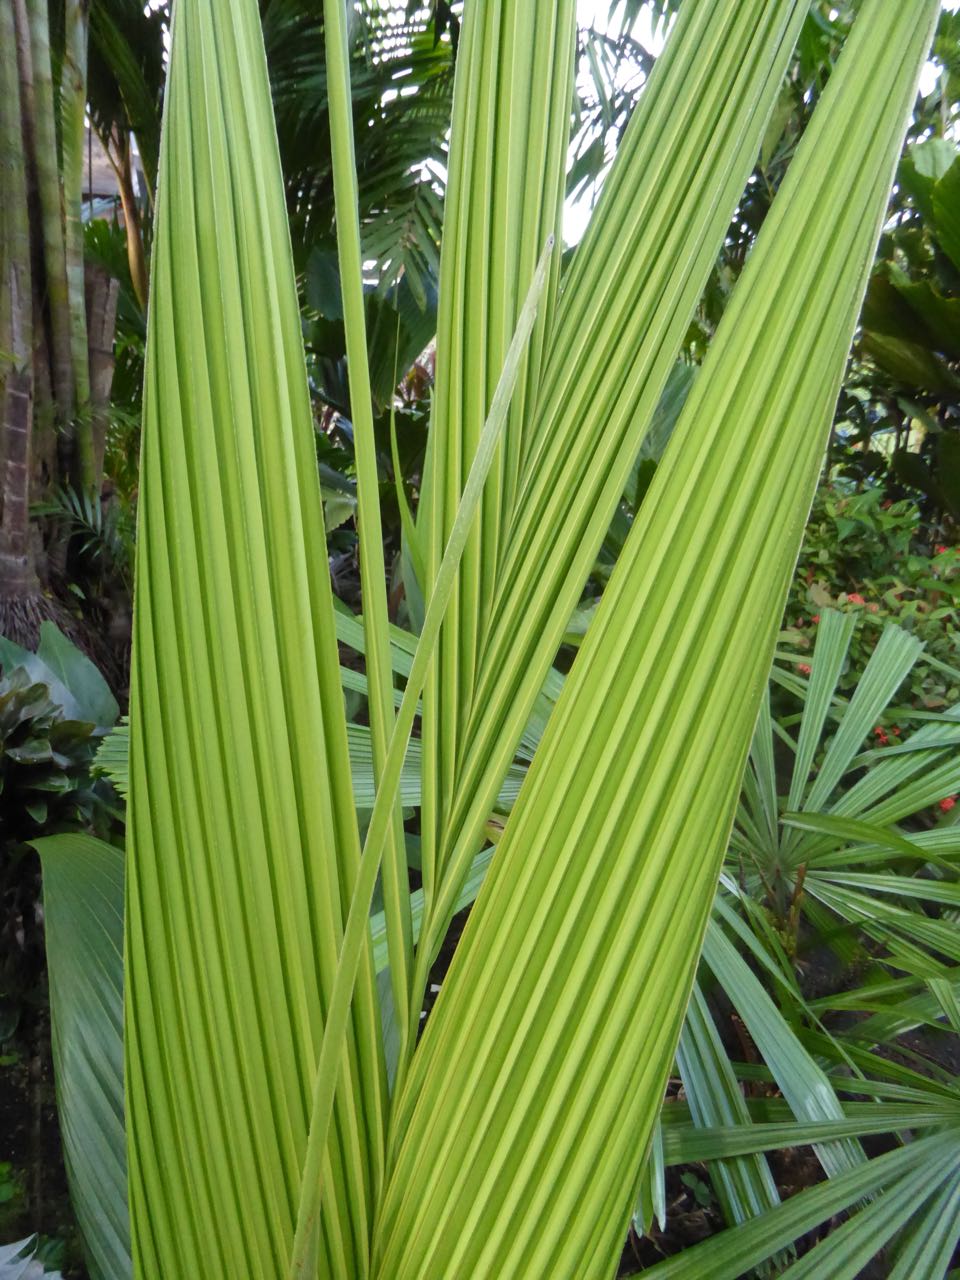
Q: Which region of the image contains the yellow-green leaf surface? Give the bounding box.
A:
[417,0,813,983]
[418,0,576,917]
[375,3,937,1276]
[124,1,385,1276]
[321,0,412,1064]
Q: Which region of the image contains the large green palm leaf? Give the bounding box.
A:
[414,0,815,994]
[124,1,385,1273]
[122,0,939,1277]
[374,2,938,1274]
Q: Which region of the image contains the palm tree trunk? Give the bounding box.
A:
[85,261,120,481]
[23,0,75,424]
[61,0,96,491]
[1,0,42,639]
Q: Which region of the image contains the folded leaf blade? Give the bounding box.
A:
[424,0,814,959]
[124,1,385,1275]
[33,834,129,1280]
[376,4,938,1276]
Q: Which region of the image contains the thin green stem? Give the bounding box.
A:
[322,0,414,1065]
[288,238,554,1278]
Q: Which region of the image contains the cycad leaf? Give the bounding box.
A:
[375,3,937,1275]
[32,835,129,1280]
[124,1,386,1274]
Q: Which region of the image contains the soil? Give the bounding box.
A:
[0,1012,85,1274]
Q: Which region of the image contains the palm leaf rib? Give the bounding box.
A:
[125,1,385,1275]
[375,4,937,1278]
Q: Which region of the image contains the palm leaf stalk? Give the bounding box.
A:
[374,2,937,1275]
[61,0,96,487]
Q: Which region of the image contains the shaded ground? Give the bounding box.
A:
[3,904,959,1277]
[0,1011,85,1274]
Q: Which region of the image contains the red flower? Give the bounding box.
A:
[874,726,889,746]
[796,663,812,677]
[891,725,901,736]
[847,593,865,605]
[940,796,957,813]
[812,614,821,624]
[937,545,948,555]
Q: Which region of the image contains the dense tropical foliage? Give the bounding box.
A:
[1,1,959,1278]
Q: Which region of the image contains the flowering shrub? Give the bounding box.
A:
[785,482,959,706]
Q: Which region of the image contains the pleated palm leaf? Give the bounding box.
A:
[120,0,940,1278]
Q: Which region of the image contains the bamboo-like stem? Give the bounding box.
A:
[61,0,95,490]
[116,138,149,309]
[0,0,39,603]
[85,260,119,480]
[23,0,74,426]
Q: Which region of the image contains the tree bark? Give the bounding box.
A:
[116,137,149,309]
[22,0,75,424]
[85,261,120,481]
[61,0,96,491]
[1,0,43,639]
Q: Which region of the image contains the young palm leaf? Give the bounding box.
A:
[375,4,938,1277]
[124,2,385,1275]
[416,0,815,1003]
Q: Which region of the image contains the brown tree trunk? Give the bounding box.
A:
[1,0,58,645]
[0,371,44,640]
[85,261,120,481]
[21,0,75,423]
